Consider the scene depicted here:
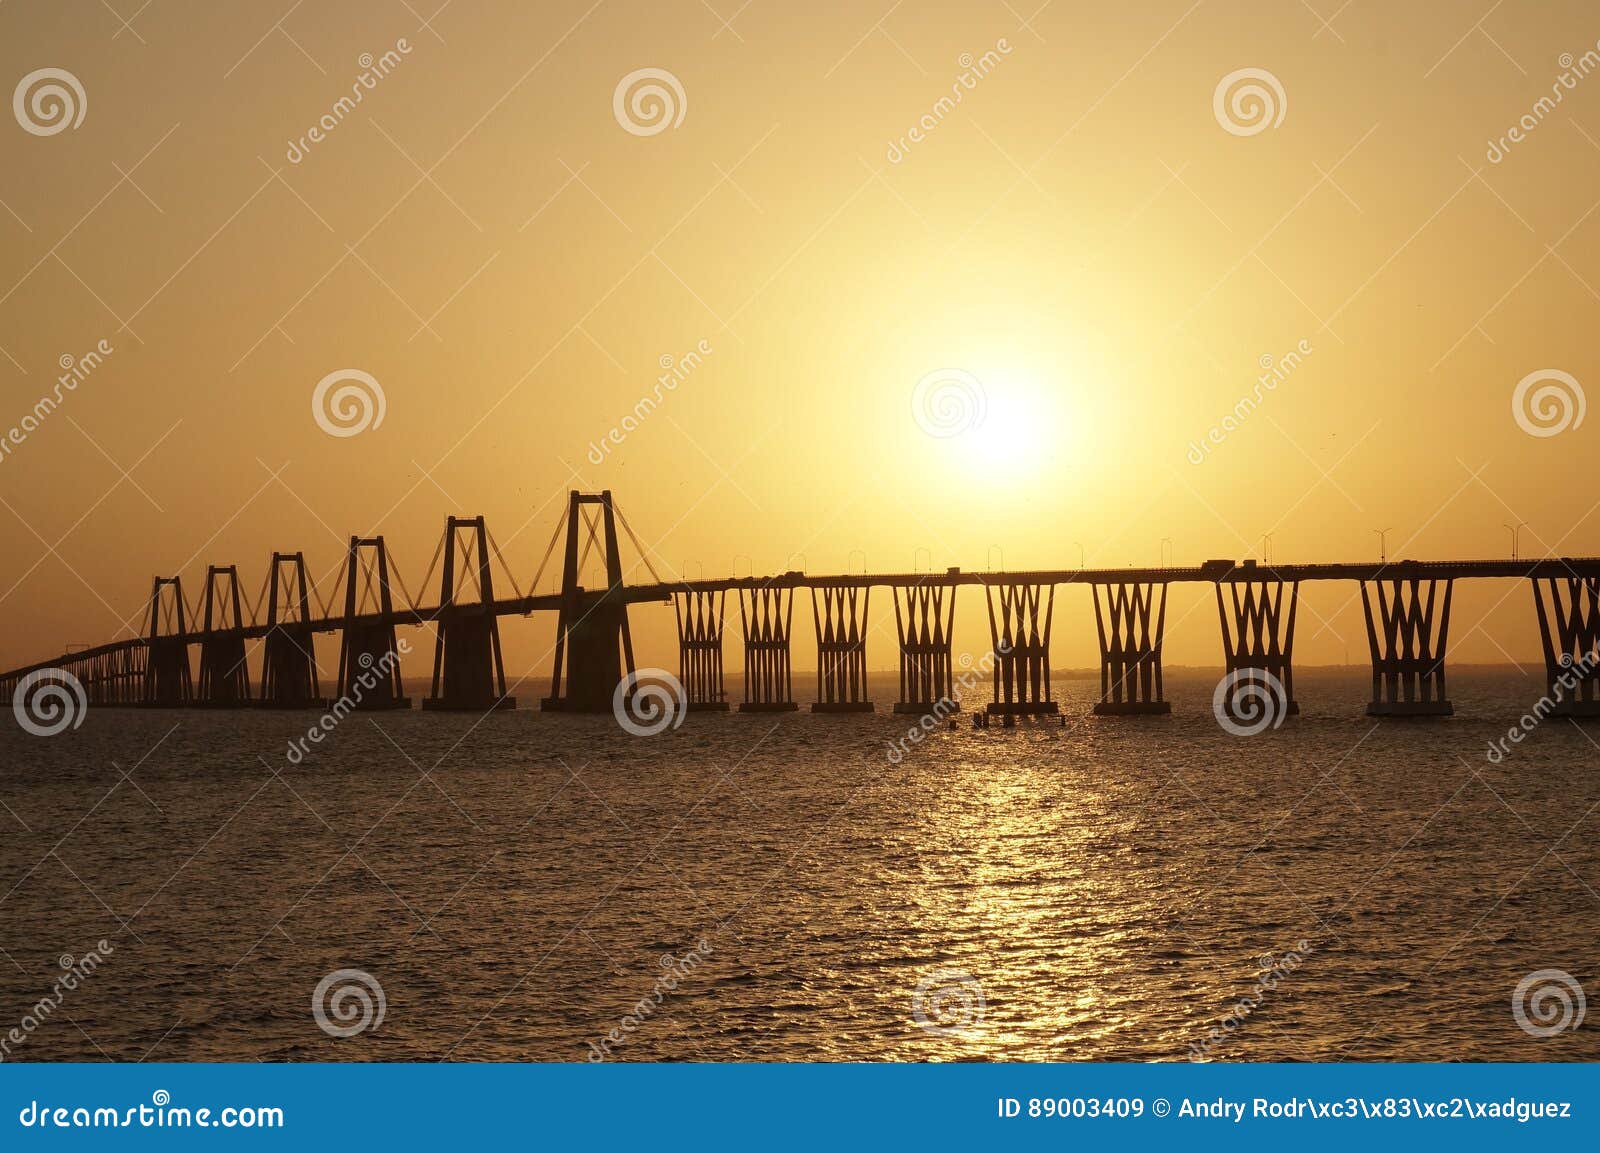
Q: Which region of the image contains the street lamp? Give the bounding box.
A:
[1501,521,1526,561]
[1373,527,1393,563]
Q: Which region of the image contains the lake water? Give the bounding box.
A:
[1,666,1596,1062]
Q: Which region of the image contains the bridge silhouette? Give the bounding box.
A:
[4,490,1600,723]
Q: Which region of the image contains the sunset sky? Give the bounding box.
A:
[1,0,1597,676]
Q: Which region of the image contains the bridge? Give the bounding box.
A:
[4,490,1600,724]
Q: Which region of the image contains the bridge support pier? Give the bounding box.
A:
[1361,577,1453,717]
[41,644,145,707]
[424,516,514,712]
[739,587,798,712]
[1216,578,1299,720]
[674,590,728,710]
[1532,576,1600,717]
[91,645,146,705]
[196,565,252,706]
[892,585,957,715]
[142,577,193,706]
[1093,582,1170,715]
[259,552,328,709]
[542,492,635,713]
[812,587,872,712]
[2,653,142,710]
[336,536,411,709]
[983,582,1057,722]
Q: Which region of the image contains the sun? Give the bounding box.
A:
[904,361,1087,495]
[959,379,1050,479]
[920,368,1052,481]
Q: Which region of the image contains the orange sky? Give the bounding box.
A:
[1,1,1598,676]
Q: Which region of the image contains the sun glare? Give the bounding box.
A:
[962,380,1048,478]
[925,368,1056,482]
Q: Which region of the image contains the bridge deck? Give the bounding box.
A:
[5,557,1599,684]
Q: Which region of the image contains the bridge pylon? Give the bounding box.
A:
[1531,576,1600,718]
[542,491,636,713]
[739,586,797,711]
[674,590,728,710]
[1361,576,1452,716]
[336,535,410,709]
[984,581,1057,721]
[892,584,957,715]
[812,586,872,712]
[424,516,514,712]
[258,551,327,709]
[1216,575,1299,720]
[196,565,252,706]
[142,576,193,706]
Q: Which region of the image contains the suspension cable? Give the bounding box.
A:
[248,566,271,628]
[313,556,341,623]
[412,528,447,608]
[613,503,664,585]
[527,514,566,595]
[386,548,420,612]
[486,526,524,600]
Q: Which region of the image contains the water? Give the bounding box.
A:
[1,667,1596,1063]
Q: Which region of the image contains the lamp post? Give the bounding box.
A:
[1501,521,1526,561]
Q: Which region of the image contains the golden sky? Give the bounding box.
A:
[1,0,1597,675]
